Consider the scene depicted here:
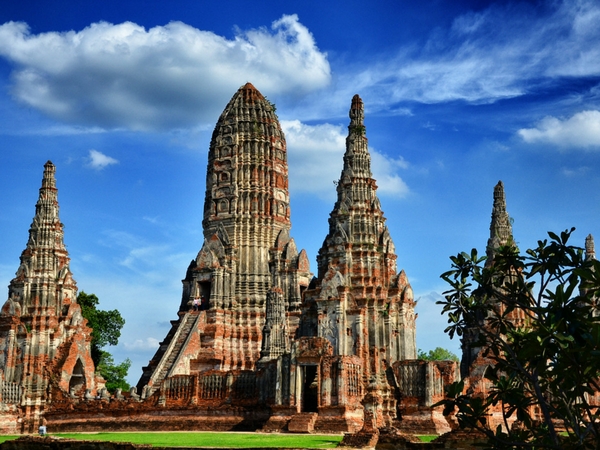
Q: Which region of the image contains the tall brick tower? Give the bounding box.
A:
[461,181,515,377]
[138,84,311,393]
[485,181,514,266]
[0,161,96,432]
[302,95,417,429]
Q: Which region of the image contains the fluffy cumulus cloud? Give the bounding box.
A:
[0,15,330,130]
[340,0,600,108]
[87,149,118,169]
[282,120,345,197]
[282,120,409,198]
[518,110,600,149]
[370,151,409,196]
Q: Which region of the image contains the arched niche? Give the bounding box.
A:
[68,359,86,395]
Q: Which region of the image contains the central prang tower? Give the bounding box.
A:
[138,84,311,393]
[200,83,295,305]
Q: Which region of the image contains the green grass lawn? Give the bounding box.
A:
[417,435,438,442]
[38,432,343,448]
[1,432,438,447]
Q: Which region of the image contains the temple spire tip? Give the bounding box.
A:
[349,94,364,127]
[586,234,596,261]
[486,180,514,263]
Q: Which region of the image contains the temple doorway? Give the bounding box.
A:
[301,365,318,412]
[199,281,211,310]
[68,359,86,395]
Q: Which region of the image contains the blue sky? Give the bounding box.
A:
[1,0,600,383]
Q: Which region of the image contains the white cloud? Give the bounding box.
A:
[282,120,345,198]
[87,149,118,169]
[282,120,409,198]
[143,216,159,225]
[0,16,330,130]
[15,125,107,136]
[124,337,160,351]
[518,110,600,149]
[1,2,596,131]
[370,150,410,197]
[96,230,191,290]
[562,166,590,177]
[327,0,600,110]
[483,140,510,153]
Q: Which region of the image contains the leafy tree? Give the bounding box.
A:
[417,347,459,362]
[438,229,600,449]
[77,291,126,366]
[96,351,131,393]
[77,291,129,393]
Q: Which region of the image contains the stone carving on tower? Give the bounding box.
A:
[137,83,311,393]
[0,161,96,433]
[260,288,289,361]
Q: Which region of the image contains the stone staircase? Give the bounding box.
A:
[145,312,200,396]
[287,412,318,433]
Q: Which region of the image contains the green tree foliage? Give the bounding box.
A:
[77,291,128,393]
[438,228,600,449]
[96,351,131,393]
[417,347,459,362]
[77,291,126,365]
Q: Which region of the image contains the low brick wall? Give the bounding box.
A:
[45,404,270,433]
[0,436,150,450]
[0,436,311,450]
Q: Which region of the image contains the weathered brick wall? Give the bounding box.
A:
[45,386,271,433]
[0,403,21,434]
[0,436,149,450]
[392,360,458,435]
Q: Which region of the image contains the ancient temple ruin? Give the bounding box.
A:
[2,85,462,434]
[0,162,96,433]
[130,85,440,433]
[4,81,600,441]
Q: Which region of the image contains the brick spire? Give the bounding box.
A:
[9,161,76,310]
[486,181,514,265]
[586,234,596,261]
[1,161,96,431]
[317,94,390,280]
[339,94,373,187]
[305,94,417,428]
